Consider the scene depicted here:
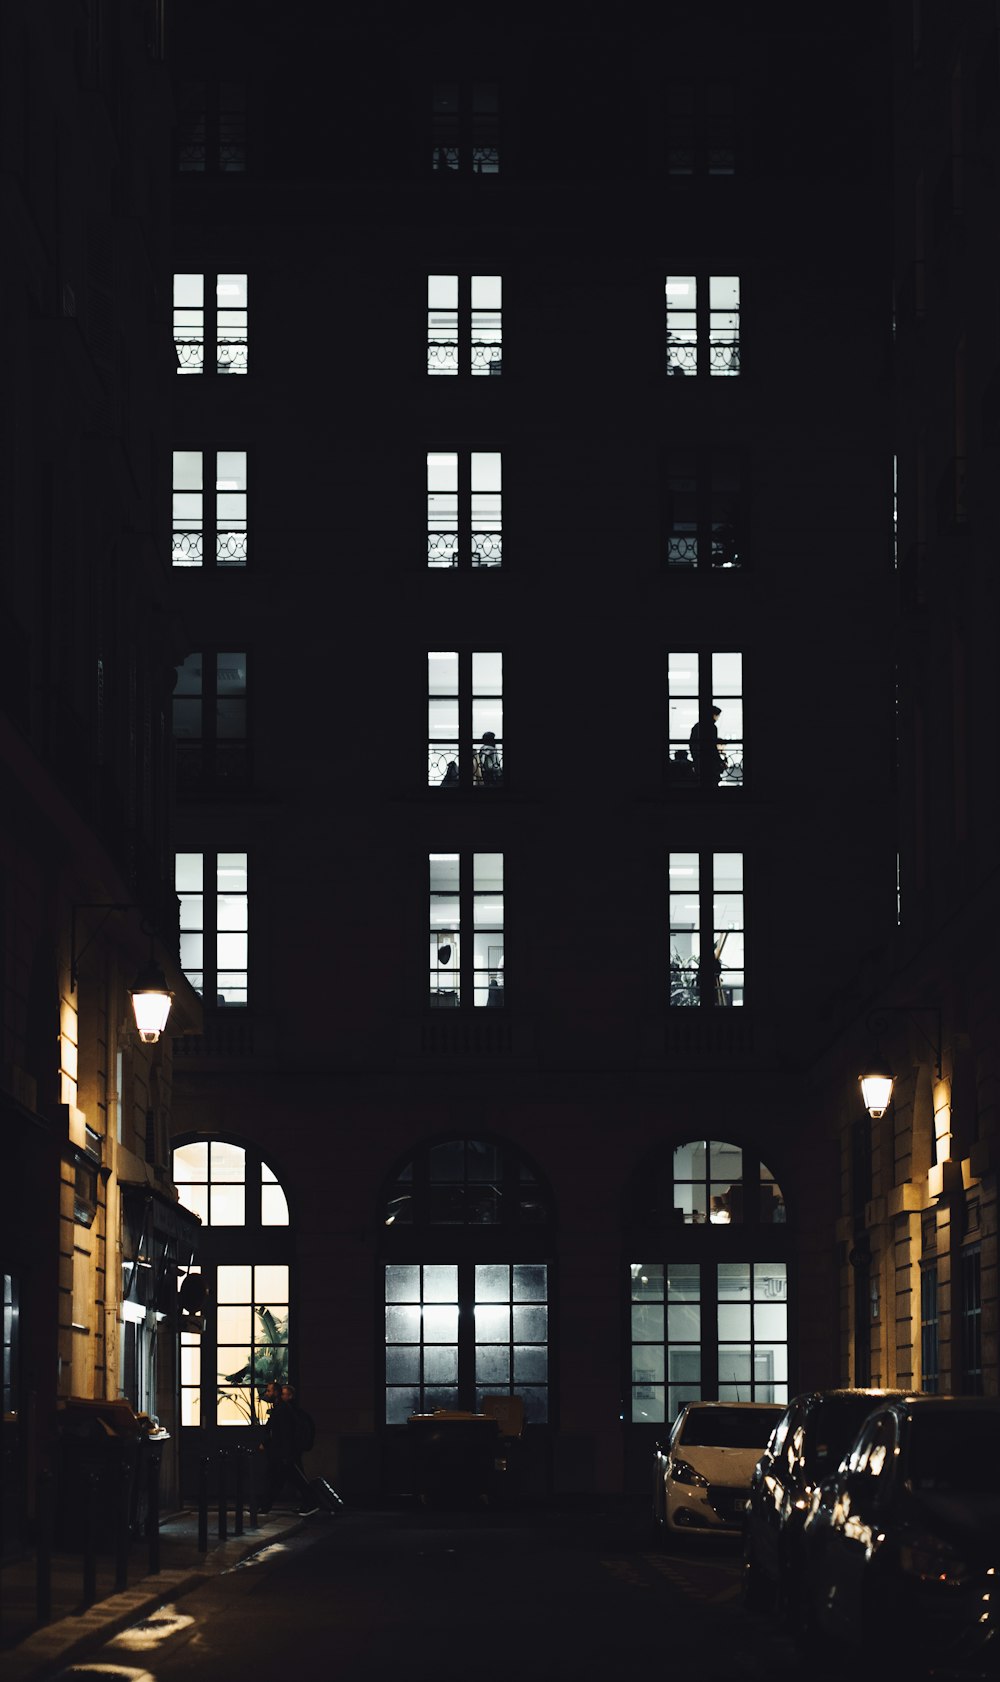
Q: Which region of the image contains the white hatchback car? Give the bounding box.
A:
[654,1401,784,1536]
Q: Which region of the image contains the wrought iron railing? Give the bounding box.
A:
[471,342,502,374]
[429,742,504,786]
[667,742,744,787]
[709,339,740,374]
[666,339,697,375]
[216,338,247,374]
[175,338,204,373]
[427,531,502,567]
[665,339,740,376]
[217,529,247,566]
[666,528,743,568]
[427,339,459,373]
[172,531,204,565]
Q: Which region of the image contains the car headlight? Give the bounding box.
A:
[670,1458,710,1488]
[898,1538,968,1587]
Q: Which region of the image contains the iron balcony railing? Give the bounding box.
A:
[429,742,504,786]
[427,341,502,375]
[427,530,502,567]
[666,338,740,376]
[667,741,743,787]
[174,338,248,374]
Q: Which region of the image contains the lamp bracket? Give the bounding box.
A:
[70,902,156,992]
[866,1005,943,1080]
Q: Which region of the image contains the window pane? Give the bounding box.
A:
[210,1141,246,1182]
[423,1264,458,1302]
[386,1305,420,1341]
[631,1263,665,1302]
[475,1305,510,1342]
[216,1265,252,1304]
[385,1264,420,1303]
[423,1305,459,1343]
[424,1346,458,1383]
[632,1304,664,1341]
[261,1182,289,1226]
[512,1264,547,1302]
[476,1263,510,1303]
[210,1184,245,1226]
[254,1265,289,1301]
[173,1142,208,1183]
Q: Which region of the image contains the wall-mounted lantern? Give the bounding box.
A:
[71,903,175,1044]
[859,1006,942,1120]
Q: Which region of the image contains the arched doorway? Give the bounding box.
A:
[624,1138,789,1490]
[379,1135,555,1493]
[171,1136,292,1498]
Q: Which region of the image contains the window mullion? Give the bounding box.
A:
[206,277,219,376]
[699,851,714,1006]
[458,451,470,566]
[701,1264,718,1397]
[458,1261,475,1408]
[458,649,474,785]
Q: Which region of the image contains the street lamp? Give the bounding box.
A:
[71,903,175,1044]
[859,1006,943,1120]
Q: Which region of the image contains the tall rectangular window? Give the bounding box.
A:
[920,1263,939,1393]
[666,274,740,376]
[428,651,503,787]
[176,79,247,172]
[665,453,742,568]
[172,449,248,568]
[429,852,504,1007]
[960,1244,982,1393]
[669,851,745,1006]
[665,82,736,176]
[427,275,502,375]
[173,273,248,374]
[176,851,249,1004]
[667,652,743,787]
[427,451,502,567]
[431,83,500,174]
[173,652,249,790]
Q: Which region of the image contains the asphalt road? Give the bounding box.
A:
[53,1504,802,1682]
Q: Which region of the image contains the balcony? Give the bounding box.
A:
[429,739,504,787]
[427,530,502,567]
[667,741,743,788]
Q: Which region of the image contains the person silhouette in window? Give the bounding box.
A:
[474,731,502,786]
[689,706,727,785]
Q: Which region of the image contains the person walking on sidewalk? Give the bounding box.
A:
[262,1383,318,1515]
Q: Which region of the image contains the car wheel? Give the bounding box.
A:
[741,1536,775,1612]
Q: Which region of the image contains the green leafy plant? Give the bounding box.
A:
[218,1306,289,1425]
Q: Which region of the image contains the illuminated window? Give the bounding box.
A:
[667,652,743,788]
[173,652,248,791]
[428,651,503,788]
[429,853,503,1008]
[173,273,248,374]
[428,275,502,375]
[665,452,743,569]
[920,1263,939,1393]
[172,449,247,568]
[173,1139,290,1431]
[669,852,745,1006]
[381,1138,552,1425]
[431,83,499,174]
[665,275,740,376]
[176,851,249,1004]
[427,450,502,567]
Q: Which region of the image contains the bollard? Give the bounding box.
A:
[35,1468,54,1625]
[114,1455,131,1592]
[233,1442,244,1536]
[146,1450,161,1573]
[197,1455,209,1554]
[82,1468,98,1609]
[217,1448,228,1541]
[247,1447,258,1528]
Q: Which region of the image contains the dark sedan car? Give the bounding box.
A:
[742,1387,910,1614]
[797,1395,1000,1677]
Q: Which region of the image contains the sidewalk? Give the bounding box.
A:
[0,1506,308,1682]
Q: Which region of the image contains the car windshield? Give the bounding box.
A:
[679,1407,783,1449]
[811,1397,896,1472]
[907,1412,1000,1494]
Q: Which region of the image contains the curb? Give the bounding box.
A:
[3,1519,305,1682]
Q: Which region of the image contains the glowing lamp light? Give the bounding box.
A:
[129,961,174,1044]
[860,1061,895,1120]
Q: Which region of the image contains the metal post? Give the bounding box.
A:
[146,1451,161,1574]
[35,1468,53,1625]
[247,1447,258,1528]
[114,1455,130,1592]
[197,1455,209,1554]
[233,1443,244,1536]
[217,1449,228,1541]
[82,1469,98,1609]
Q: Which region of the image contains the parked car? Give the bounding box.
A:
[742,1387,910,1613]
[653,1401,784,1537]
[796,1395,1000,1676]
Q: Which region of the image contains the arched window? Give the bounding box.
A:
[628,1139,789,1426]
[380,1137,554,1426]
[172,1137,291,1430]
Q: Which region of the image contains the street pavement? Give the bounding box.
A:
[3,1500,805,1682]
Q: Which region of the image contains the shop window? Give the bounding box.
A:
[427,275,502,374]
[428,651,503,788]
